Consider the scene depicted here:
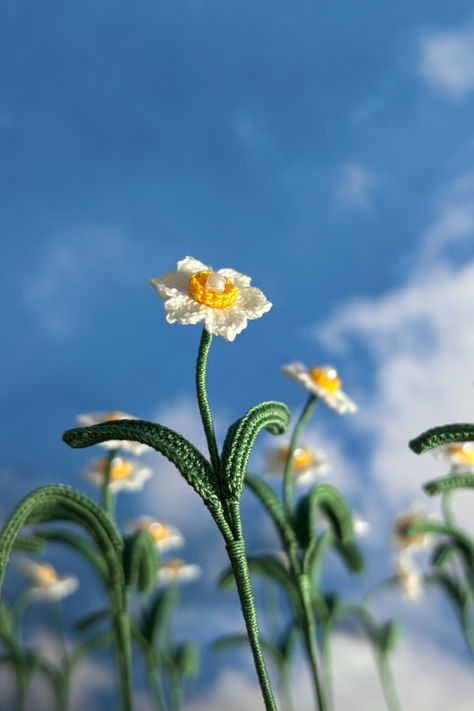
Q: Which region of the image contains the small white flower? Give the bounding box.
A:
[149,256,272,342]
[263,442,329,484]
[434,441,474,473]
[352,513,371,538]
[394,555,423,602]
[82,456,152,492]
[281,363,357,414]
[157,559,201,584]
[393,509,431,551]
[76,411,150,456]
[18,560,79,602]
[125,517,184,553]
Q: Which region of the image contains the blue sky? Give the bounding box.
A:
[1,2,474,709]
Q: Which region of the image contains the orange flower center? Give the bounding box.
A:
[163,559,184,573]
[105,411,125,421]
[189,271,238,309]
[147,522,172,543]
[393,512,428,548]
[35,565,59,586]
[98,457,132,481]
[309,366,341,393]
[447,443,474,465]
[280,445,314,469]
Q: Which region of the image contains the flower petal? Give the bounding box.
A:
[163,294,206,325]
[176,256,211,275]
[149,270,190,299]
[217,268,252,289]
[237,286,272,319]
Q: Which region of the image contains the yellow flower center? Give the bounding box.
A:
[163,559,184,572]
[188,271,238,309]
[147,522,172,543]
[393,512,428,549]
[35,565,59,587]
[99,457,132,481]
[447,443,474,465]
[309,366,341,393]
[280,445,314,470]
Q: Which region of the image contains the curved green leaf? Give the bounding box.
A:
[294,483,353,552]
[220,402,290,501]
[431,542,457,568]
[123,530,158,592]
[141,586,179,646]
[75,608,110,632]
[171,641,200,678]
[35,528,108,580]
[409,424,474,454]
[424,474,474,496]
[333,539,365,574]
[244,474,296,551]
[407,519,474,572]
[63,419,221,509]
[12,535,45,554]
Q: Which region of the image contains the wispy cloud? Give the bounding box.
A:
[418,27,474,98]
[334,162,378,210]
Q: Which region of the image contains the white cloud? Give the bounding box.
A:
[418,27,474,97]
[187,632,474,710]
[334,162,377,210]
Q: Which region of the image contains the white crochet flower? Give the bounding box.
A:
[149,256,272,342]
[394,555,423,602]
[125,517,184,553]
[281,362,357,414]
[82,456,152,492]
[157,559,201,584]
[434,441,474,473]
[263,442,329,484]
[393,509,431,551]
[76,411,150,456]
[18,560,79,602]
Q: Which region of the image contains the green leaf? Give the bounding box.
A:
[213,633,285,667]
[35,528,108,580]
[378,620,401,655]
[425,571,466,609]
[171,641,200,678]
[75,608,109,632]
[0,601,13,638]
[218,553,296,598]
[333,539,365,574]
[12,535,45,554]
[123,530,158,593]
[294,483,354,551]
[141,586,179,646]
[409,424,474,454]
[424,474,474,496]
[244,474,296,551]
[220,402,290,501]
[63,419,221,509]
[407,519,474,572]
[431,542,457,568]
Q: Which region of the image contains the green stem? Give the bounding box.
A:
[377,653,402,711]
[283,395,317,515]
[196,328,220,475]
[52,601,69,711]
[441,491,454,527]
[147,650,167,711]
[321,626,333,711]
[101,448,118,518]
[169,668,182,711]
[226,539,277,711]
[279,662,294,711]
[297,574,327,711]
[462,598,474,660]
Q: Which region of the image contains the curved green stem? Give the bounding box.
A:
[283,395,317,515]
[226,539,277,711]
[101,448,118,518]
[377,653,402,711]
[441,491,455,527]
[297,573,327,711]
[196,328,220,475]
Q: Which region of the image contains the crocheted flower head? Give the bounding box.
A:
[394,556,423,602]
[435,441,474,473]
[76,411,150,456]
[18,560,79,602]
[393,509,430,551]
[82,456,152,493]
[125,517,184,553]
[263,443,329,484]
[281,363,357,414]
[157,559,201,584]
[149,256,272,342]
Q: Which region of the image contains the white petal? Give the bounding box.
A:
[204,307,249,342]
[217,268,252,288]
[176,256,211,275]
[164,294,206,325]
[237,287,272,319]
[149,270,190,299]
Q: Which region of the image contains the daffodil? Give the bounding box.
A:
[281,363,357,414]
[82,455,152,492]
[76,411,150,456]
[394,555,423,602]
[18,559,79,602]
[263,442,329,483]
[393,509,431,551]
[149,256,272,342]
[157,559,201,584]
[125,517,184,553]
[434,441,474,473]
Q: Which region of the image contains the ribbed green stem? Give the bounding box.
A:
[377,654,402,711]
[297,573,327,711]
[101,448,118,518]
[226,539,277,711]
[283,395,317,514]
[196,328,220,475]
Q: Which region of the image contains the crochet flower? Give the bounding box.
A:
[394,556,423,602]
[125,517,184,553]
[281,363,357,414]
[149,256,272,342]
[263,443,329,484]
[434,441,474,473]
[76,411,150,456]
[18,560,79,602]
[157,559,201,584]
[393,509,431,551]
[82,455,152,492]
